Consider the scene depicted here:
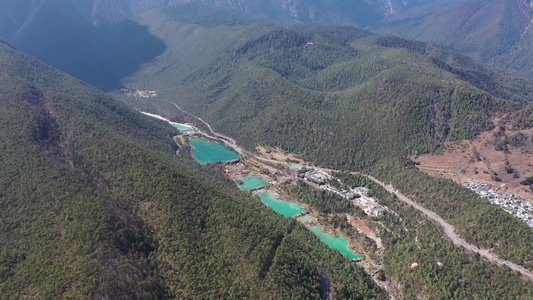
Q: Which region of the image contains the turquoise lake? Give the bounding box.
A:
[236,175,269,190]
[171,123,192,131]
[188,138,240,163]
[308,226,362,259]
[255,190,306,217]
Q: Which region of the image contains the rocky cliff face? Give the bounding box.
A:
[370,0,533,79]
[74,0,170,25]
[168,0,382,26]
[517,0,533,19]
[65,0,383,26]
[0,0,170,35]
[4,0,459,35]
[363,0,451,15]
[0,0,383,36]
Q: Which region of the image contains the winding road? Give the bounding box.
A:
[163,100,236,145]
[368,176,533,281]
[154,99,533,281]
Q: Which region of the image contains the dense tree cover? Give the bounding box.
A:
[335,173,533,299]
[0,43,384,298]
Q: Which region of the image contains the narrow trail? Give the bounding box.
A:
[516,1,533,51]
[157,99,533,281]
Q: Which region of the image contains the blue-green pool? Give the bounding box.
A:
[171,123,192,131]
[308,226,362,259]
[188,138,240,163]
[256,190,306,217]
[236,175,269,190]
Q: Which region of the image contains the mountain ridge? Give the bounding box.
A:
[371,0,533,80]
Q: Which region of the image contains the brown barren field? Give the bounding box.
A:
[256,145,306,165]
[350,219,377,240]
[413,127,533,200]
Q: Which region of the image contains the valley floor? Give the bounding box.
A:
[142,100,533,285]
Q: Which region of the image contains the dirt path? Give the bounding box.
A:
[256,145,305,164]
[347,215,383,250]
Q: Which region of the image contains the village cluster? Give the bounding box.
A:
[297,168,386,217]
[121,87,158,98]
[464,181,533,228]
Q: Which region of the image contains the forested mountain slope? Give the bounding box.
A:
[120,13,533,168]
[116,13,533,284]
[371,0,533,80]
[3,2,533,298]
[0,41,383,298]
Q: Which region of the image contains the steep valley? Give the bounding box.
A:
[2,2,533,298]
[0,41,384,299]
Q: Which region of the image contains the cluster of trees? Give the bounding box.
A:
[520,176,533,186]
[283,180,355,215]
[496,130,533,154]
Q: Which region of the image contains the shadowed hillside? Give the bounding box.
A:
[0,0,167,91]
[54,20,167,91]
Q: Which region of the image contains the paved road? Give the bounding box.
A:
[319,273,331,300]
[158,99,533,281]
[368,176,533,281]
